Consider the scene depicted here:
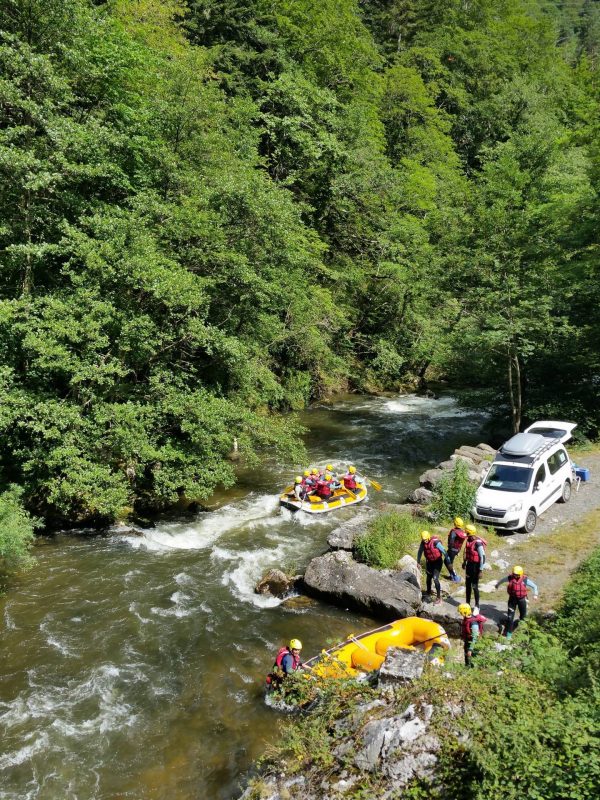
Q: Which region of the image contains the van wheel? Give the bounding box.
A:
[559,480,571,503]
[523,508,537,533]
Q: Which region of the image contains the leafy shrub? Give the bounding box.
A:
[353,512,419,569]
[0,485,38,572]
[429,459,477,521]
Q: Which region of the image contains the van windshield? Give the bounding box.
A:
[483,464,533,493]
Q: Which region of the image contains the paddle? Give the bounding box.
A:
[363,475,382,491]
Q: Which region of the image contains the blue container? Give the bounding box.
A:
[575,466,590,482]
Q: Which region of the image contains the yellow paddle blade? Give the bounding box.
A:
[367,477,382,491]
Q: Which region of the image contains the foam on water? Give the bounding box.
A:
[121,493,280,552]
[212,541,302,608]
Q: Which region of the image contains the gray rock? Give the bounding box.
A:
[418,600,463,636]
[395,554,421,590]
[477,443,497,454]
[437,459,459,471]
[303,550,422,619]
[453,446,487,464]
[468,469,482,483]
[449,453,477,467]
[254,569,293,598]
[407,487,433,505]
[419,468,444,488]
[378,647,426,686]
[327,511,376,550]
[493,558,509,570]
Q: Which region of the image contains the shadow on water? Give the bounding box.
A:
[0,393,489,800]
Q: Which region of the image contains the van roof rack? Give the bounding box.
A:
[496,433,562,465]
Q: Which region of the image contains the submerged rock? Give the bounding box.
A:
[303,550,421,619]
[255,569,296,598]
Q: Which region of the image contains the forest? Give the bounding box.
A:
[1,0,599,537]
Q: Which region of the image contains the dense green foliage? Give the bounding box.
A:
[254,546,600,799]
[0,485,37,571]
[353,510,419,568]
[1,0,599,524]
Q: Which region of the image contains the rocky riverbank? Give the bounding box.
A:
[242,450,600,800]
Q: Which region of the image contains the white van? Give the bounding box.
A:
[472,420,577,533]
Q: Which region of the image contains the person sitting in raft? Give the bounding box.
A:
[495,565,538,639]
[301,469,316,497]
[266,638,303,691]
[324,464,342,491]
[458,603,487,667]
[292,476,304,501]
[315,472,334,499]
[342,465,363,492]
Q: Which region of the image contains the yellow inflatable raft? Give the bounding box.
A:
[279,484,367,514]
[304,617,450,678]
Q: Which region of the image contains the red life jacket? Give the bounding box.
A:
[273,647,301,672]
[465,536,487,563]
[461,614,487,642]
[316,479,332,498]
[448,527,467,552]
[507,574,528,599]
[423,536,443,562]
[343,473,358,490]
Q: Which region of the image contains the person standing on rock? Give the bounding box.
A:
[495,566,538,639]
[417,531,446,605]
[462,524,487,613]
[458,603,487,666]
[446,516,467,577]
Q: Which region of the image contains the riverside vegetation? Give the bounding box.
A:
[244,548,600,800]
[2,0,600,568]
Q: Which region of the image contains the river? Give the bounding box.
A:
[0,394,488,800]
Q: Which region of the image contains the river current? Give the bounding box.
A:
[0,394,488,800]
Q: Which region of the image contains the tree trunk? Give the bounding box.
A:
[507,348,522,434]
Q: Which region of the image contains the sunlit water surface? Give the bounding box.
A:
[0,394,488,800]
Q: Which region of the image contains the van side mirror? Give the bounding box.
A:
[535,481,542,492]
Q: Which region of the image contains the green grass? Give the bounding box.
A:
[353,511,420,569]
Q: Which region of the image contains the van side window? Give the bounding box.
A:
[547,449,568,475]
[534,464,546,486]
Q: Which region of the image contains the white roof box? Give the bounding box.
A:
[501,432,546,457]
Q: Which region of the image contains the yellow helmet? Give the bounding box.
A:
[465,524,477,535]
[303,470,310,477]
[311,468,319,475]
[421,530,431,541]
[458,603,471,617]
[295,476,302,483]
[349,466,356,474]
[454,516,464,528]
[326,464,334,471]
[289,638,302,650]
[513,565,524,576]
[324,473,332,480]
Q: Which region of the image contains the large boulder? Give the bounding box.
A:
[395,554,421,590]
[477,443,496,455]
[407,487,433,505]
[418,468,443,489]
[303,550,422,619]
[378,648,426,686]
[327,511,377,551]
[254,569,295,598]
[453,446,487,464]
